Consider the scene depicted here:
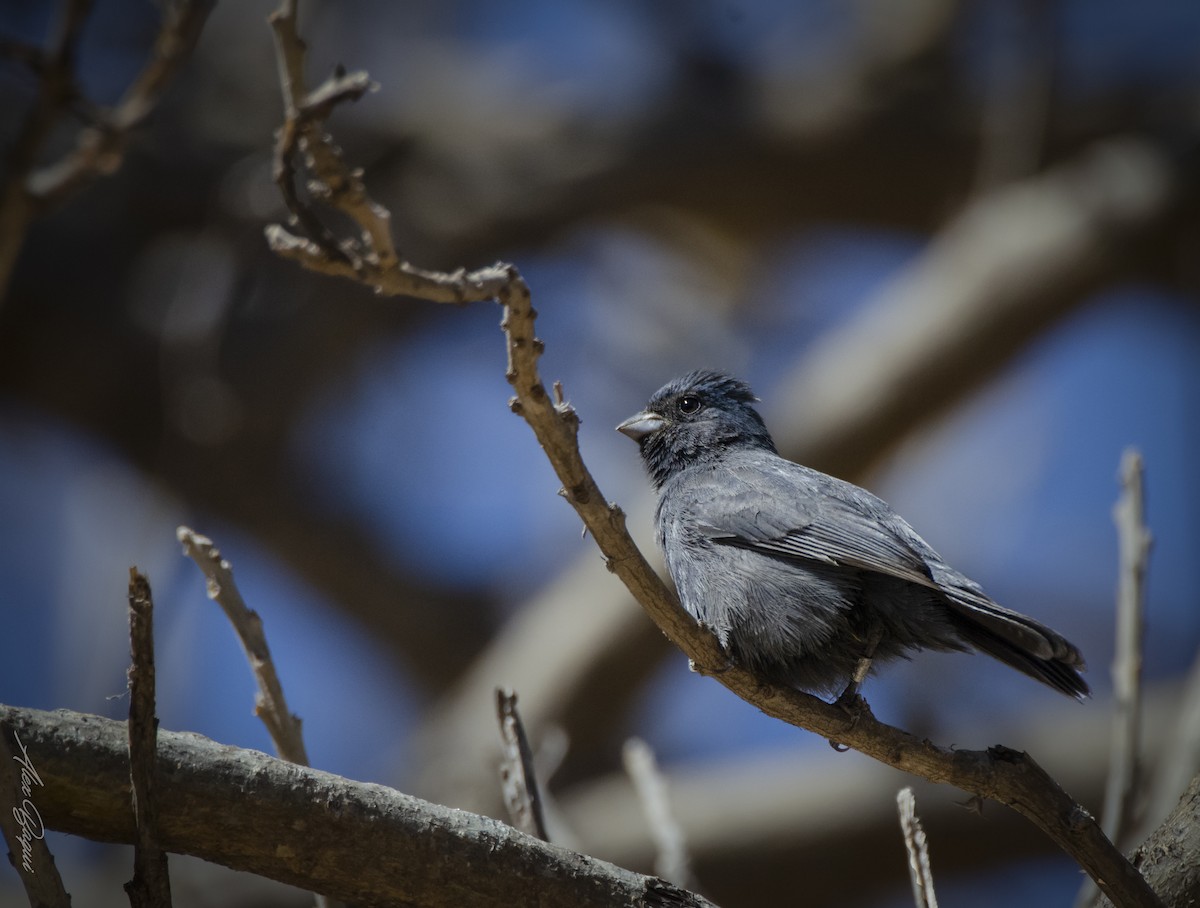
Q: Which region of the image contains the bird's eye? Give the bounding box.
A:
[678,395,701,415]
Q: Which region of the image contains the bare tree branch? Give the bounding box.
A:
[264,0,513,301]
[28,0,215,207]
[1081,448,1154,905]
[176,526,309,766]
[1099,773,1200,908]
[897,787,939,908]
[0,0,214,301]
[125,568,173,908]
[623,737,696,891]
[559,683,1185,878]
[496,688,549,841]
[0,0,92,302]
[1104,449,1152,845]
[0,704,718,908]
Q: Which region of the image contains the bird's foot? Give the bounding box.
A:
[688,657,732,677]
[828,683,870,752]
[832,680,867,715]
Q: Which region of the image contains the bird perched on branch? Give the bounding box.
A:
[617,370,1089,704]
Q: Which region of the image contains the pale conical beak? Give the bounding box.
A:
[616,410,665,441]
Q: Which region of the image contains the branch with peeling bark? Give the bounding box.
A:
[1105,774,1200,908]
[0,705,716,908]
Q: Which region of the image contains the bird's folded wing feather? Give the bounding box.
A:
[690,460,939,590]
[689,459,1070,663]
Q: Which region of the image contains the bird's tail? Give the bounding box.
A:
[945,592,1090,700]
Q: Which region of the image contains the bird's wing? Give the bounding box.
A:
[690,458,1072,664]
[690,458,941,591]
[681,455,1084,671]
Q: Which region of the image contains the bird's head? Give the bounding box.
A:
[617,370,777,488]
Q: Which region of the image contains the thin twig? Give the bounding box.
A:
[0,0,213,302]
[1105,449,1152,845]
[897,788,939,908]
[267,0,387,269]
[176,526,309,766]
[265,224,512,301]
[4,0,92,181]
[496,688,549,841]
[176,529,336,908]
[1079,449,1154,908]
[623,737,697,890]
[25,0,216,208]
[125,568,173,908]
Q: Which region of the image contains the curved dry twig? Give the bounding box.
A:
[177,526,309,766]
[897,788,938,908]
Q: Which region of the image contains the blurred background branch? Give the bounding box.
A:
[0,0,213,300]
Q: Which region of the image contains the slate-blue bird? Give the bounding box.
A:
[617,370,1089,703]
